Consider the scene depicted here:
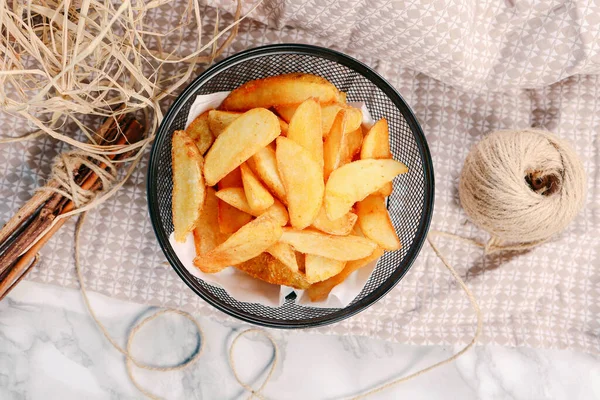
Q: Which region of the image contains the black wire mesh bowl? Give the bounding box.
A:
[147,44,434,328]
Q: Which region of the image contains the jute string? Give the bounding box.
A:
[55,140,484,400]
[72,209,483,399]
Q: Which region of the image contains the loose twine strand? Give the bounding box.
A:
[73,207,483,400]
[1,0,255,240]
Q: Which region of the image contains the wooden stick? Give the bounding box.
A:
[0,255,40,302]
[0,117,133,275]
[0,111,128,246]
[0,119,143,298]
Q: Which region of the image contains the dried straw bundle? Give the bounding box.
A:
[0,0,256,210]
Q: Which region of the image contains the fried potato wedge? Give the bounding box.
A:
[276,137,324,229]
[217,168,252,234]
[287,98,323,166]
[323,109,347,179]
[235,253,310,290]
[321,104,362,138]
[361,118,394,197]
[216,187,254,215]
[266,242,299,272]
[360,118,392,159]
[208,110,241,137]
[216,187,288,225]
[306,247,384,301]
[247,146,287,203]
[274,104,297,123]
[356,194,401,250]
[220,73,340,111]
[305,254,346,283]
[240,163,275,213]
[217,201,252,234]
[311,205,357,236]
[218,167,242,188]
[340,127,363,166]
[377,182,393,197]
[325,159,408,220]
[194,214,282,273]
[279,118,289,135]
[172,130,206,242]
[193,187,229,255]
[204,108,280,186]
[185,111,214,154]
[278,102,362,139]
[263,199,289,226]
[280,228,377,261]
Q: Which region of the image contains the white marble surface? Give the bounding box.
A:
[0,281,599,400]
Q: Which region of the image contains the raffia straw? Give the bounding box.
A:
[1,0,252,156]
[2,0,259,255]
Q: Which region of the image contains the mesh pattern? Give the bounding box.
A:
[148,46,433,327]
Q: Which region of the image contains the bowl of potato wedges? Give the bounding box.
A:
[147,44,434,328]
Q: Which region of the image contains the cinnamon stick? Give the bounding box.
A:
[0,117,133,276]
[0,112,129,246]
[0,118,144,298]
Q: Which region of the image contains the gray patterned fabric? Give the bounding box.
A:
[1,1,598,354]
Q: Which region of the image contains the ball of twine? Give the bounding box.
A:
[459,129,586,245]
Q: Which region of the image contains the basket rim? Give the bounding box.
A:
[147,43,435,329]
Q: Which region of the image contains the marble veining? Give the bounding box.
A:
[0,281,598,400]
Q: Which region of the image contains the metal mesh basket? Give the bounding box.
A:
[147,44,434,328]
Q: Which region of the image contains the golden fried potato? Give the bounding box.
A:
[321,104,362,139]
[218,167,242,187]
[193,187,229,255]
[277,102,362,139]
[204,108,280,186]
[235,253,311,290]
[262,199,289,226]
[266,242,299,272]
[216,187,287,224]
[172,130,206,242]
[323,109,348,179]
[306,248,384,301]
[194,214,282,273]
[217,168,252,234]
[287,98,323,166]
[217,202,252,234]
[360,118,392,159]
[311,205,357,236]
[240,163,275,214]
[247,146,287,203]
[340,127,363,166]
[216,187,255,215]
[220,73,340,111]
[208,110,241,137]
[305,254,346,283]
[325,159,408,220]
[279,118,289,136]
[377,182,393,197]
[361,118,394,197]
[276,137,324,229]
[280,228,377,261]
[356,194,401,250]
[185,111,214,154]
[274,104,297,123]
